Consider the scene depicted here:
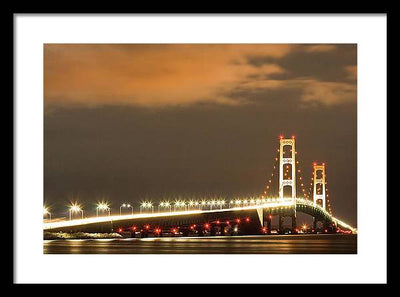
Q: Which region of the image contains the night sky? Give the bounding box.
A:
[44,44,357,226]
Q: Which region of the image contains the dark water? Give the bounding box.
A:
[43,234,357,254]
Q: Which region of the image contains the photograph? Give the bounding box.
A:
[43,43,358,254]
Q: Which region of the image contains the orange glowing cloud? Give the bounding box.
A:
[44,44,291,107]
[44,44,356,108]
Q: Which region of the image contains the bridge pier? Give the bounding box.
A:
[182,229,190,237]
[279,215,284,234]
[323,219,330,232]
[266,214,272,235]
[291,214,297,234]
[210,226,217,236]
[220,225,226,236]
[313,217,317,231]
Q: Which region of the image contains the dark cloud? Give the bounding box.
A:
[247,44,357,83]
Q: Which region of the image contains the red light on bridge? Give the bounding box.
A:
[269,214,272,219]
[313,162,317,166]
[118,228,123,233]
[216,220,220,224]
[145,224,150,230]
[291,135,295,139]
[261,227,267,233]
[131,226,137,231]
[226,221,230,225]
[204,223,210,229]
[245,217,250,222]
[235,218,241,224]
[279,135,284,139]
[322,163,325,166]
[171,228,177,234]
[324,229,328,233]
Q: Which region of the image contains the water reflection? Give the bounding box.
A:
[43,234,357,254]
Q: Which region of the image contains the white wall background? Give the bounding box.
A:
[15,14,387,284]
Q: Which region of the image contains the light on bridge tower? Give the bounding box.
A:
[279,136,297,202]
[313,163,326,210]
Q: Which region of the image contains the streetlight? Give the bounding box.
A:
[140,202,147,213]
[174,201,180,212]
[210,200,216,210]
[120,203,133,215]
[181,201,187,211]
[96,201,110,217]
[69,203,83,220]
[140,202,153,214]
[158,202,164,212]
[188,200,195,210]
[158,201,171,212]
[148,202,154,213]
[43,206,51,222]
[173,201,187,212]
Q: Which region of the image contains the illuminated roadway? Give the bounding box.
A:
[43,198,356,234]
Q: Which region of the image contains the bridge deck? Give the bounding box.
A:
[43,198,356,233]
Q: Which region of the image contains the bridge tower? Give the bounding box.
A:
[279,136,296,201]
[278,136,297,233]
[313,163,326,210]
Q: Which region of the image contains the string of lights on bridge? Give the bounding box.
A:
[43,197,304,220]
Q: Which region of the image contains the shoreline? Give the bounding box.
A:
[43,231,123,240]
[44,231,355,241]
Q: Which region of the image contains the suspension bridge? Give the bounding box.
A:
[43,136,357,236]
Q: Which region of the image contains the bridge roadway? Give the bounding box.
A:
[43,198,356,235]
